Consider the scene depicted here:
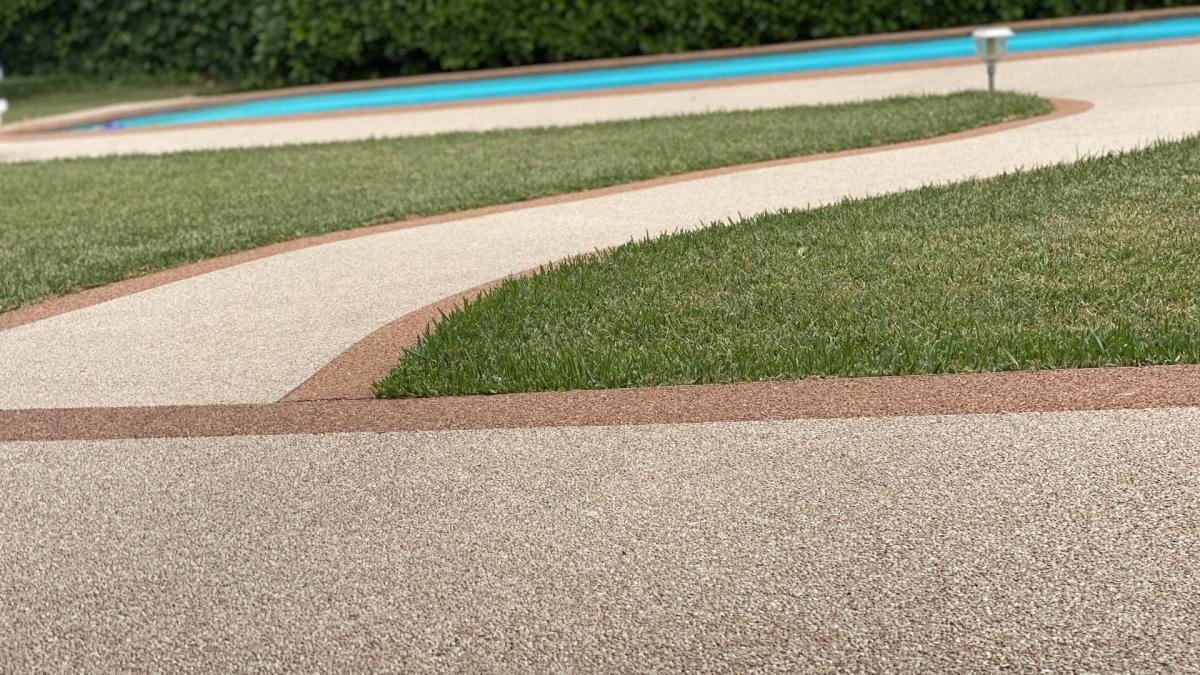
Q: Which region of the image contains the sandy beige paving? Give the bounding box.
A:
[2,406,1197,672]
[1,43,1198,409]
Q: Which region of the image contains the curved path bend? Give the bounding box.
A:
[2,39,1200,671]
[2,42,1199,409]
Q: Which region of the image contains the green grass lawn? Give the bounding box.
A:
[375,135,1200,398]
[0,90,1048,313]
[0,76,227,124]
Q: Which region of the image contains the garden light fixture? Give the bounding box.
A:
[972,27,1014,92]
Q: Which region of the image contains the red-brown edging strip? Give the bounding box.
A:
[0,97,1091,333]
[282,271,542,402]
[0,6,1193,140]
[3,365,1199,442]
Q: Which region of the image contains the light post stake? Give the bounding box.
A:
[972,27,1014,93]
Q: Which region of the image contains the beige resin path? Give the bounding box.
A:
[3,407,1199,671]
[2,42,1199,409]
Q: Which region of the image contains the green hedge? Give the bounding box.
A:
[0,1,1190,86]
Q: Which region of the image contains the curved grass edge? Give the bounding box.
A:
[374,135,1200,398]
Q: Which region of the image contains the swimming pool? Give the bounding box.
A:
[87,16,1200,131]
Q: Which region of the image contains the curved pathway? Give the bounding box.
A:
[2,42,1199,409]
[3,38,1200,671]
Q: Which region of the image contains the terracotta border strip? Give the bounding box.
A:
[281,270,541,402]
[0,97,1091,333]
[3,365,1199,442]
[1,6,1194,139]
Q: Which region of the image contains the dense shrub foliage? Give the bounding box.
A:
[0,1,1189,86]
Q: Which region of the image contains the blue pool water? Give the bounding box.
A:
[89,17,1200,131]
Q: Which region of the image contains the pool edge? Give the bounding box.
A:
[0,6,1194,140]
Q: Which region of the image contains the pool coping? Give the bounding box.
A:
[0,5,1194,140]
[0,97,1091,334]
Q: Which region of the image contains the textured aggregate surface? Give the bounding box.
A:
[2,407,1198,671]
